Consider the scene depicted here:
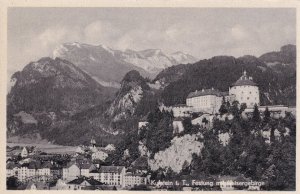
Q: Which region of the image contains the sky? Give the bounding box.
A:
[8,8,296,77]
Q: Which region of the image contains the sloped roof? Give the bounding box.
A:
[187,88,226,98]
[25,181,49,190]
[64,161,79,168]
[80,163,94,169]
[131,156,148,169]
[28,161,41,169]
[41,161,52,169]
[231,71,257,87]
[100,166,124,173]
[67,177,103,186]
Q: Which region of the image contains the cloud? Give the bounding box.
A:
[83,20,121,45]
[230,25,248,40]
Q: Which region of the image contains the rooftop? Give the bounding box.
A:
[231,71,257,87]
[187,88,228,98]
[100,166,124,173]
[67,177,103,186]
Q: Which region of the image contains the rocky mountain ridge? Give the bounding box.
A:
[53,42,198,86]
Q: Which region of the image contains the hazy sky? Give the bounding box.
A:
[8,8,296,77]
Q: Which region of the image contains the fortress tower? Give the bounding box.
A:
[229,71,260,108]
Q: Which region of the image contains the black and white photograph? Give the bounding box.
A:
[4,2,297,191]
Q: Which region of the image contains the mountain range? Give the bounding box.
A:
[52,42,197,87]
[7,44,296,145]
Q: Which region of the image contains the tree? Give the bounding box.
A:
[252,104,261,123]
[230,101,240,118]
[219,97,228,115]
[263,107,271,123]
[240,103,247,113]
[6,177,20,190]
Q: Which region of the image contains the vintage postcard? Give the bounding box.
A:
[1,0,299,193]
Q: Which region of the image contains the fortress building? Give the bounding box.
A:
[186,88,230,114]
[229,71,260,108]
[185,71,259,114]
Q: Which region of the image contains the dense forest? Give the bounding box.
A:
[106,100,296,190]
[157,55,295,106]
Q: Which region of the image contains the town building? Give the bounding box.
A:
[80,163,97,178]
[99,166,126,187]
[105,144,116,151]
[62,162,81,181]
[91,150,108,161]
[124,172,147,187]
[50,179,68,190]
[66,177,103,190]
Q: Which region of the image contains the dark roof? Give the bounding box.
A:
[131,156,148,169]
[67,177,103,186]
[25,181,49,190]
[28,161,41,169]
[125,172,144,176]
[100,166,124,173]
[231,71,257,87]
[41,161,52,169]
[64,161,79,168]
[7,162,18,169]
[187,88,226,98]
[80,163,94,169]
[90,169,100,173]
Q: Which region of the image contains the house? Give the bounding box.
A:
[17,163,29,182]
[28,161,41,180]
[100,166,126,187]
[91,150,108,161]
[21,147,28,158]
[25,181,49,190]
[124,172,147,187]
[105,144,115,151]
[62,162,81,181]
[37,161,52,181]
[172,117,185,134]
[50,179,68,190]
[75,146,85,154]
[50,166,62,179]
[66,177,103,190]
[89,169,101,181]
[80,163,97,178]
